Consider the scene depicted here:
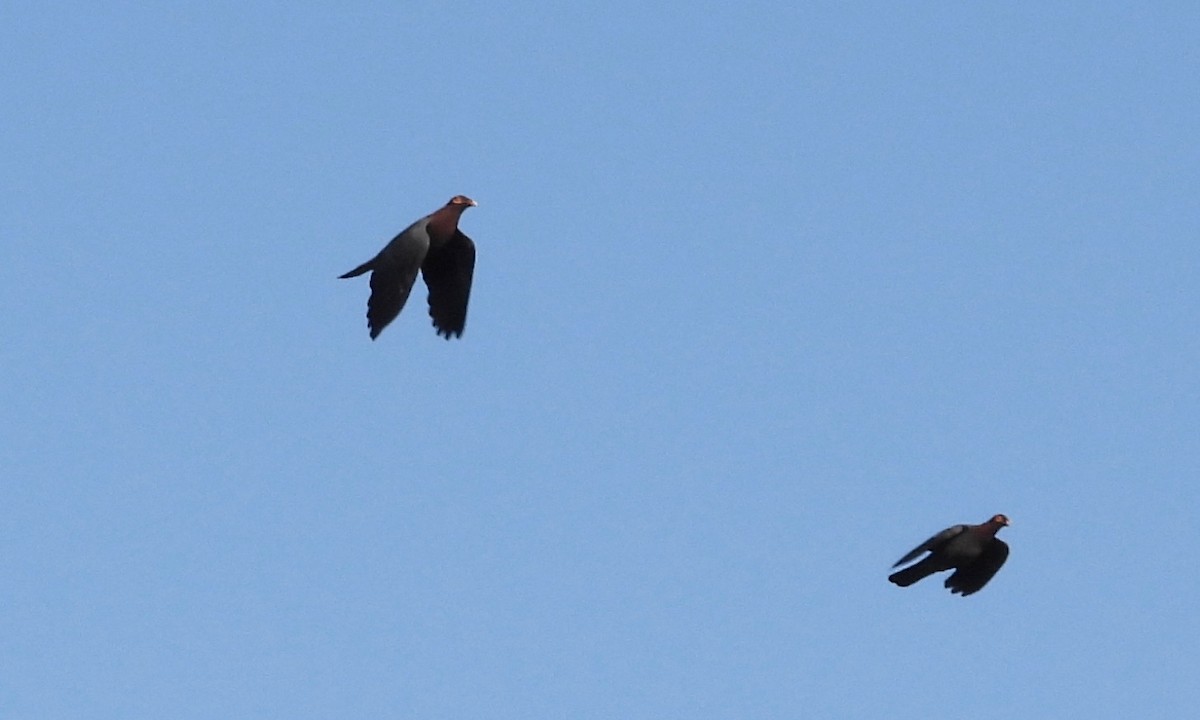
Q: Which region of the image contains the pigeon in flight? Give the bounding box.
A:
[340,195,478,340]
[888,514,1010,596]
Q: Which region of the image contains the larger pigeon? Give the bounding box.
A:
[340,195,477,340]
[888,514,1010,596]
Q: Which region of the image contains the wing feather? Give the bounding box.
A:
[342,221,429,339]
[421,229,476,339]
[945,539,1009,596]
[892,525,967,567]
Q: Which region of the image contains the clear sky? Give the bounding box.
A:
[2,2,1198,718]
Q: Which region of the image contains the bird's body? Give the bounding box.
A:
[888,514,1010,596]
[340,195,477,339]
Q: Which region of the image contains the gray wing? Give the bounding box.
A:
[421,229,476,339]
[340,222,430,340]
[892,524,967,567]
[945,539,1009,596]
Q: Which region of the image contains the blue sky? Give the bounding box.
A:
[3,2,1198,717]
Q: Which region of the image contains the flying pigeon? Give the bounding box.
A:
[888,514,1010,596]
[340,195,478,339]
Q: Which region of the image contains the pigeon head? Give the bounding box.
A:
[990,514,1010,526]
[448,195,478,208]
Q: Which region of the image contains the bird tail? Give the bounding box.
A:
[338,260,373,279]
[888,560,936,587]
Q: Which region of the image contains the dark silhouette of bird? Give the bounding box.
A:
[888,514,1010,596]
[340,195,478,340]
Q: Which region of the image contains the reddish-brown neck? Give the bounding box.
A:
[425,203,468,243]
[976,519,1006,537]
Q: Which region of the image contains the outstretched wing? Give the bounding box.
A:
[945,539,1009,596]
[892,524,967,567]
[421,229,476,339]
[341,221,430,340]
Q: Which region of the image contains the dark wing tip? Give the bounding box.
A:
[434,324,464,339]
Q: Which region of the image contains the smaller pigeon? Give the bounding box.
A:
[888,514,1010,596]
[340,195,478,340]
